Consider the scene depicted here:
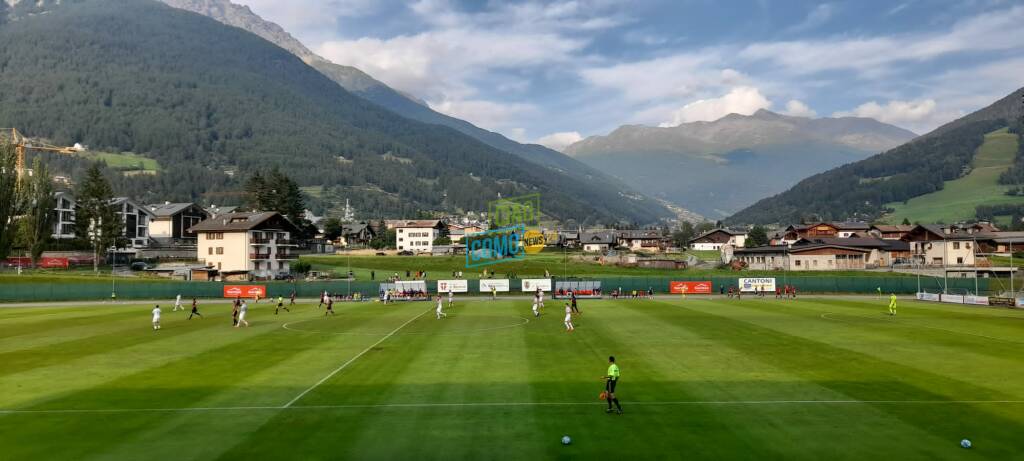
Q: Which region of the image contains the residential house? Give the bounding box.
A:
[339,222,376,247]
[795,237,911,267]
[689,228,747,250]
[206,205,237,218]
[394,220,446,253]
[110,197,156,249]
[735,243,872,271]
[189,212,300,280]
[51,191,76,240]
[901,225,977,267]
[783,221,870,240]
[147,202,210,244]
[558,230,581,248]
[580,231,615,253]
[617,230,666,253]
[974,231,1024,255]
[868,225,914,240]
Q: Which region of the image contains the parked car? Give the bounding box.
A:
[130,262,149,271]
[398,250,414,256]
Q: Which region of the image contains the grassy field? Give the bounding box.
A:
[302,253,911,280]
[78,151,161,172]
[1,297,1022,459]
[884,128,1022,224]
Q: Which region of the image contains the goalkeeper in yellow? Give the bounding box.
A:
[888,293,897,316]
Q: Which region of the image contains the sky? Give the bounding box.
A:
[239,0,1024,151]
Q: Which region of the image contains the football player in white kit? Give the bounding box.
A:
[435,295,447,319]
[531,300,540,317]
[173,294,183,311]
[151,304,162,330]
[535,288,544,312]
[563,303,574,332]
[236,300,249,327]
[447,288,454,308]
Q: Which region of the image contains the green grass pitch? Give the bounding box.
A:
[1,296,1023,459]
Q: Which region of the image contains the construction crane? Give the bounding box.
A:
[0,128,84,176]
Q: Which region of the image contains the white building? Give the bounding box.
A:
[689,229,747,251]
[110,197,155,249]
[147,202,210,244]
[394,220,446,253]
[189,212,300,280]
[52,191,76,240]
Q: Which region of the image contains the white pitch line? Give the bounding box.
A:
[281,307,432,408]
[3,400,1024,415]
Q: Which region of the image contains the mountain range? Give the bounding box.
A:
[157,0,668,220]
[0,0,672,225]
[565,110,916,218]
[725,87,1024,225]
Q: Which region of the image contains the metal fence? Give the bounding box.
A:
[0,275,990,302]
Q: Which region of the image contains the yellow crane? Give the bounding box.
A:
[0,128,84,176]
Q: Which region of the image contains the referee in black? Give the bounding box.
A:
[603,356,622,414]
[570,290,580,315]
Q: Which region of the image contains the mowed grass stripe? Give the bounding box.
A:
[521,299,794,460]
[706,299,1024,397]
[68,304,432,461]
[591,299,960,459]
[644,298,1024,457]
[0,305,246,376]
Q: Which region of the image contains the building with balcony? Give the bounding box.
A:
[393,220,446,253]
[51,191,76,240]
[147,202,211,245]
[189,212,301,280]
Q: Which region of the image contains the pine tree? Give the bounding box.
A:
[0,140,19,260]
[74,163,122,271]
[19,158,55,263]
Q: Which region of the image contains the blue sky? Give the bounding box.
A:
[241,0,1024,150]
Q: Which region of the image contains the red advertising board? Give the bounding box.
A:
[670,281,712,294]
[3,257,69,268]
[39,257,70,268]
[223,285,267,298]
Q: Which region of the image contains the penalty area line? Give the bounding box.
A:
[3,400,1024,415]
[281,306,433,408]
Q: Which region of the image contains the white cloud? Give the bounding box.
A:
[429,98,539,133]
[784,3,835,34]
[740,5,1024,78]
[537,131,584,151]
[834,99,936,124]
[782,99,817,117]
[659,87,772,127]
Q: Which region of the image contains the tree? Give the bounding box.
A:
[901,217,911,225]
[74,163,122,272]
[370,228,396,250]
[746,225,769,247]
[695,221,715,234]
[322,217,343,241]
[0,140,18,259]
[672,221,696,248]
[18,158,55,263]
[433,235,452,245]
[245,168,306,226]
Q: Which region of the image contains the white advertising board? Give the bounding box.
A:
[479,279,510,292]
[964,295,990,306]
[916,292,940,302]
[521,278,552,292]
[940,294,965,304]
[739,277,776,293]
[437,279,469,293]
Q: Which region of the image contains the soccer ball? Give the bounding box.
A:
[561,435,572,445]
[960,439,971,449]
